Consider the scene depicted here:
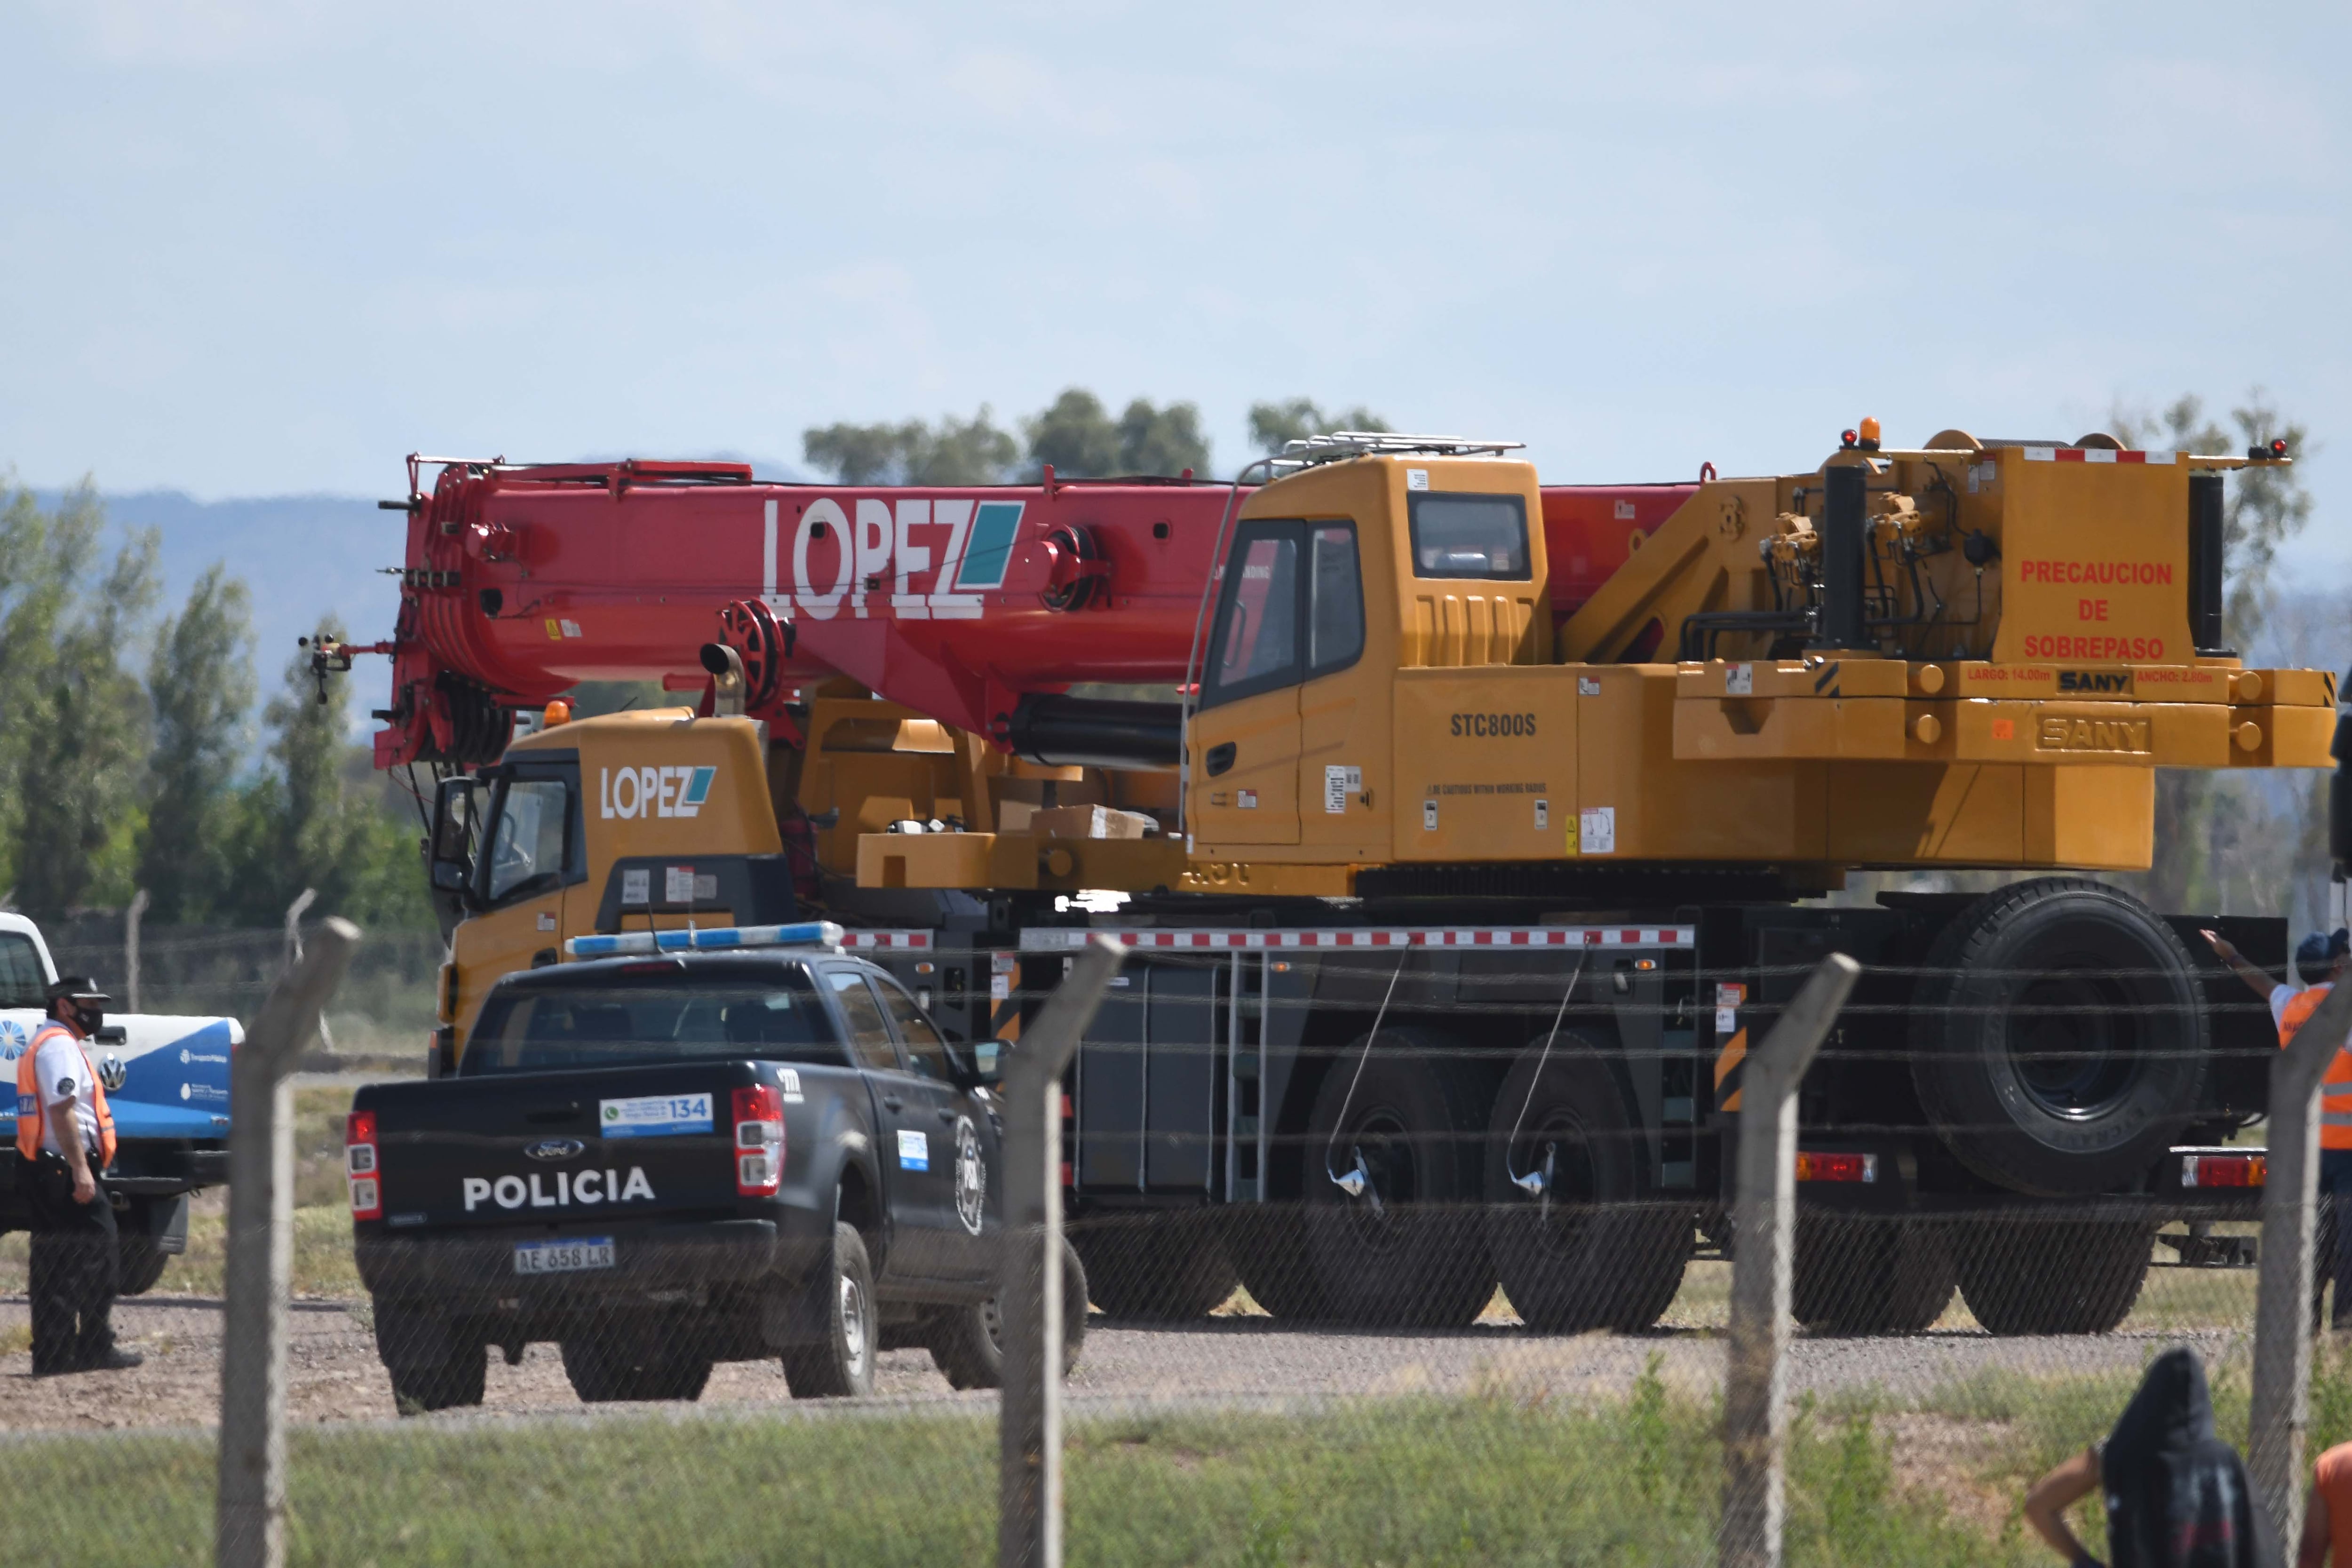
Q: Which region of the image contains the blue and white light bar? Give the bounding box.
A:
[565,921,845,959]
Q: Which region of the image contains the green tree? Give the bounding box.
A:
[1025,389,1210,478]
[0,482,158,915]
[138,564,256,922]
[803,408,1017,485]
[224,620,431,930]
[1247,397,1390,456]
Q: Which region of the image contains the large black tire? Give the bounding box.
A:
[1303,1029,1497,1329]
[1482,1041,1692,1332]
[1910,878,2208,1197]
[1071,1213,1239,1321]
[1956,1217,2153,1335]
[1792,1218,1956,1335]
[118,1233,171,1297]
[375,1303,486,1414]
[1222,1206,1335,1321]
[928,1235,1088,1392]
[780,1222,877,1399]
[560,1317,715,1402]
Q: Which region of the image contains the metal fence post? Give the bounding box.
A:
[215,917,361,1568]
[2249,978,2352,1545]
[998,935,1127,1568]
[125,888,148,1014]
[1720,954,1861,1568]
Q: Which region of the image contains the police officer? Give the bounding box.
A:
[17,977,141,1374]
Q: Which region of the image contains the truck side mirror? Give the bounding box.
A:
[427,777,483,937]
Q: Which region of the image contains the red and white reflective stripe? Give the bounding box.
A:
[839,930,932,950]
[1017,925,1694,953]
[2020,447,2179,465]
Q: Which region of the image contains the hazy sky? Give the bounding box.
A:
[3,1,2345,564]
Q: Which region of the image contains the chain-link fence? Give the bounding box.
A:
[2,927,2344,1566]
[40,915,442,1060]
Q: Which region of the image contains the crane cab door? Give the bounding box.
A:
[1188,519,1372,849]
[448,760,589,1036]
[1187,523,1308,845]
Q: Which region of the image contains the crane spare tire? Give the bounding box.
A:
[1909,877,2207,1198]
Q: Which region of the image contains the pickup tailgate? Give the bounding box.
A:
[358,1062,762,1231]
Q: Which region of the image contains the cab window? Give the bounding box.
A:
[1407,493,1529,580]
[1201,519,1363,707]
[1202,524,1301,706]
[875,979,961,1082]
[482,772,580,905]
[0,934,45,1010]
[826,971,902,1072]
[1308,524,1363,674]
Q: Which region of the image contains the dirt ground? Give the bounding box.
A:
[0,1286,2242,1435]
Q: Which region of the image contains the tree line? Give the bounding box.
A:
[802,390,1390,486]
[0,482,428,929]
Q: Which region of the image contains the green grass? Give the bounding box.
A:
[2,1368,2017,1568]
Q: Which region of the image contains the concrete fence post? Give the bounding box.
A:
[2249,978,2352,1546]
[998,935,1127,1568]
[1719,954,1862,1568]
[215,916,361,1568]
[125,888,149,1015]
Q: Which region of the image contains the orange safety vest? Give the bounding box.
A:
[2279,985,2352,1152]
[14,1024,116,1167]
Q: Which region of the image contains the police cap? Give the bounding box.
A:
[44,976,112,1008]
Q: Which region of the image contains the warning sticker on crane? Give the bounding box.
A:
[1578,807,1616,855]
[1324,765,1362,812]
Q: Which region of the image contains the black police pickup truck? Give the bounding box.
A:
[347,923,1085,1411]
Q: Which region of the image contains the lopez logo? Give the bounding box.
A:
[600,765,715,820]
[524,1138,585,1162]
[761,496,1022,623]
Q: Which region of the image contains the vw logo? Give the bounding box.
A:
[953,1116,986,1237]
[524,1138,585,1162]
[97,1054,127,1092]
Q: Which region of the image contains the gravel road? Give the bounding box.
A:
[0,1289,2241,1434]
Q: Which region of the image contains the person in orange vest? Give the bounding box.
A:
[16,976,140,1374]
[2207,925,2352,1329]
[2299,1437,2352,1565]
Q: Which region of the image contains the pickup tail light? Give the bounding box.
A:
[1794,1151,1877,1185]
[347,1109,382,1219]
[2183,1152,2266,1189]
[733,1084,785,1197]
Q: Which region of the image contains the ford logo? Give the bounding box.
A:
[524,1138,585,1162]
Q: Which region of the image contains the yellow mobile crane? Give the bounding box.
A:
[368,423,2335,1336]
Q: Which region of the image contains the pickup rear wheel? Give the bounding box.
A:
[781,1222,878,1399]
[928,1234,1088,1392]
[376,1304,486,1415]
[1481,1042,1692,1333]
[1304,1031,1498,1329]
[560,1317,715,1402]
